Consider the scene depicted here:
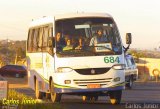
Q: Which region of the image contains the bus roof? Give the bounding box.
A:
[29,12,113,28]
[55,12,113,20]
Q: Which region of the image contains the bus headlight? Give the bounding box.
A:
[56,67,73,73]
[113,77,121,82]
[112,64,125,70]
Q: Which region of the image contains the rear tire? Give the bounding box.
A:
[35,79,43,99]
[50,81,61,103]
[109,90,122,105]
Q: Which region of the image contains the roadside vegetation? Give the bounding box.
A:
[0,40,26,67]
[128,49,160,62]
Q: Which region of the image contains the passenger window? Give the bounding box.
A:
[27,24,53,54]
[38,28,43,51]
[48,27,54,54]
[27,29,34,52]
[130,58,135,65]
[43,26,49,49]
[126,58,132,67]
[33,29,39,52]
[43,26,53,54]
[125,58,129,67]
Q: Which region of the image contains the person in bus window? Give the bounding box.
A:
[63,38,73,51]
[75,37,85,49]
[56,32,65,51]
[89,29,108,46]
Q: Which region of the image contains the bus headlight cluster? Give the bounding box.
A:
[113,77,121,82]
[56,67,73,73]
[112,64,125,70]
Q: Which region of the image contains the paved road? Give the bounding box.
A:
[10,82,160,109]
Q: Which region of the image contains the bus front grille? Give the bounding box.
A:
[73,78,112,87]
[74,68,111,75]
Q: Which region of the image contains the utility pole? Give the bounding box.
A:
[6,39,9,64]
[15,51,17,65]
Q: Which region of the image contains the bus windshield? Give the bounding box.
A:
[55,17,122,57]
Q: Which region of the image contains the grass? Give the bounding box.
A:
[1,89,62,109]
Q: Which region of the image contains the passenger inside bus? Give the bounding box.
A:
[89,29,108,46]
[63,38,73,51]
[56,32,65,51]
[75,37,85,50]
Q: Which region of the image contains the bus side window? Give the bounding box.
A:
[27,24,53,54]
[27,29,34,52]
[43,26,49,51]
[48,27,54,54]
[38,28,43,51]
[130,57,135,65]
[42,25,53,54]
[33,28,39,52]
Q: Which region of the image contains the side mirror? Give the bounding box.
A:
[126,33,132,44]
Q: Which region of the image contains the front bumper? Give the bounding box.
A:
[54,83,125,93]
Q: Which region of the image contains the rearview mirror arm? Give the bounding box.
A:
[123,44,130,53]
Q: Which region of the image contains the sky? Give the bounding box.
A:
[0,0,160,49]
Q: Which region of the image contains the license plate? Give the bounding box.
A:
[87,84,101,88]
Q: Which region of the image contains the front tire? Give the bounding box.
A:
[50,81,61,103]
[109,90,122,105]
[126,76,133,89]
